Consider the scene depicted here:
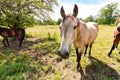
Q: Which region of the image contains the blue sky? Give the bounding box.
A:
[60,0,102,4]
[51,0,120,21]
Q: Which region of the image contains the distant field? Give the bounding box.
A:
[0,25,120,80]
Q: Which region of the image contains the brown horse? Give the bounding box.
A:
[58,4,99,70]
[108,15,120,57]
[0,27,25,47]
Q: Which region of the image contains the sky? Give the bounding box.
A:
[51,0,120,21]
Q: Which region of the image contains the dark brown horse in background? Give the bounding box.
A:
[0,26,25,47]
[108,15,120,57]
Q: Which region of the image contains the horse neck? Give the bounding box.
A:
[75,20,83,40]
[75,20,89,42]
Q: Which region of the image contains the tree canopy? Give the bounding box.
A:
[97,3,120,25]
[85,15,94,22]
[0,0,58,28]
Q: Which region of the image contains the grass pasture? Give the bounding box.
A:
[0,25,120,80]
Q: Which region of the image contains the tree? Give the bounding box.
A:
[79,18,85,22]
[85,15,94,22]
[56,18,61,25]
[0,0,58,28]
[43,19,56,25]
[97,3,119,25]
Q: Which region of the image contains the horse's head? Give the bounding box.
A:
[58,4,79,59]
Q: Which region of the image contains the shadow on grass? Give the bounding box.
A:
[0,37,41,50]
[85,56,120,80]
[0,36,59,57]
[0,37,58,79]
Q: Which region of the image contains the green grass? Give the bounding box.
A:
[0,25,120,80]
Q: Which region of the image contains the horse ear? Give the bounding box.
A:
[60,6,66,18]
[73,4,78,17]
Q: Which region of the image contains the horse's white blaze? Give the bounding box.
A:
[59,16,77,55]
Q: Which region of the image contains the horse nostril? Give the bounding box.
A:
[57,50,69,59]
[66,52,69,57]
[58,51,61,55]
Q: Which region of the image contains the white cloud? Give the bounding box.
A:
[51,0,120,21]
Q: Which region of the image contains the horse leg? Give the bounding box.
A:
[18,37,22,47]
[77,53,82,70]
[108,44,115,57]
[89,43,93,56]
[108,37,120,57]
[3,38,6,47]
[19,37,24,47]
[78,49,85,80]
[75,48,80,70]
[75,48,79,62]
[115,40,120,54]
[115,43,118,49]
[19,33,25,47]
[6,38,9,46]
[75,47,83,71]
[84,44,88,56]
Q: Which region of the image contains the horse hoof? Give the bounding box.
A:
[108,54,113,58]
[108,55,111,57]
[108,53,111,57]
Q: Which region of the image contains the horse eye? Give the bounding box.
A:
[74,26,77,29]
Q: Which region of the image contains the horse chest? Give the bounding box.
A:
[73,39,86,48]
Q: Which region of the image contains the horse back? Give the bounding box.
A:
[0,28,16,37]
[86,22,99,44]
[0,27,25,38]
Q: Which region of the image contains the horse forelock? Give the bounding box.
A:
[62,15,76,22]
[62,15,80,36]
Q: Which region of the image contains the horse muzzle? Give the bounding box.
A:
[58,50,69,59]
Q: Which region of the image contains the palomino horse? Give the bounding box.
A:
[0,27,25,47]
[58,4,99,70]
[108,16,120,57]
